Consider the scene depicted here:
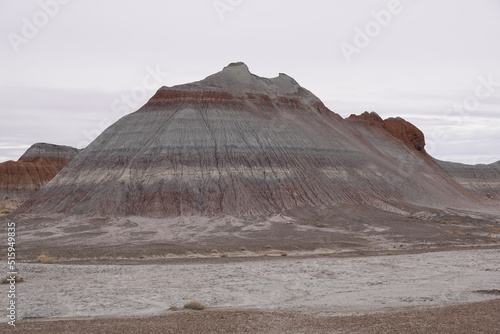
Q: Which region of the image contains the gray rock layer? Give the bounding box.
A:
[437,160,500,199]
[18,64,498,217]
[20,143,80,161]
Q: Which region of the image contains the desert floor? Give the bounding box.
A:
[1,248,499,333]
[7,300,500,334]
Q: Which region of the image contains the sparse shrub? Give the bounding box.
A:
[265,245,272,249]
[280,252,288,256]
[0,209,10,215]
[1,274,23,284]
[37,253,54,264]
[211,249,219,253]
[315,222,326,228]
[239,246,246,251]
[220,253,228,258]
[184,300,205,310]
[475,289,500,295]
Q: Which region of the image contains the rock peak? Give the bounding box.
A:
[223,62,249,70]
[20,143,81,161]
[154,62,322,104]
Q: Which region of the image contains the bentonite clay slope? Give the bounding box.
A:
[18,63,494,217]
[436,160,500,200]
[0,143,80,201]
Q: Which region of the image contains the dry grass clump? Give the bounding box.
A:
[280,252,288,256]
[446,230,472,236]
[239,246,246,251]
[37,253,54,264]
[184,300,206,310]
[439,220,461,225]
[0,209,10,215]
[220,253,228,258]
[211,249,219,253]
[265,245,272,249]
[1,274,23,284]
[315,222,326,228]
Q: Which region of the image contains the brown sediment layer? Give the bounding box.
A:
[0,143,79,202]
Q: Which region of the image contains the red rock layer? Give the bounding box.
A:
[347,112,426,153]
[0,143,79,201]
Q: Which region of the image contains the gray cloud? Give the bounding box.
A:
[1,0,499,164]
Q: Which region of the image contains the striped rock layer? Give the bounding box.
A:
[18,63,499,217]
[437,160,500,199]
[0,143,80,201]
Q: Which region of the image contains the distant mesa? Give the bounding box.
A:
[19,142,80,161]
[14,63,499,219]
[437,159,500,199]
[0,143,80,208]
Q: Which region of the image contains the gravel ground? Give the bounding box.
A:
[6,299,500,334]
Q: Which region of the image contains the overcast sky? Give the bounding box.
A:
[1,0,499,164]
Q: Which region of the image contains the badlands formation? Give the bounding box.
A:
[1,63,499,333]
[4,62,500,259]
[0,143,79,211]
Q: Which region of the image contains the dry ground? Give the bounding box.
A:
[6,299,500,334]
[2,205,499,333]
[7,204,500,261]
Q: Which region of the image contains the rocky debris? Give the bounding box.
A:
[0,143,80,203]
[16,63,498,217]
